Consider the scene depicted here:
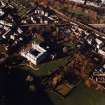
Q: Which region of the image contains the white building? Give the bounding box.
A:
[20,43,47,65]
[93,38,105,58]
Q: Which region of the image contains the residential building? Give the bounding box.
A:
[20,43,47,65]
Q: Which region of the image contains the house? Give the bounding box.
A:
[90,64,105,84]
[20,39,66,65]
[20,43,47,65]
[23,4,61,25]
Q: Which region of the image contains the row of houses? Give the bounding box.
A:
[22,4,60,25]
[0,2,33,55]
[1,1,105,66]
[20,6,105,65]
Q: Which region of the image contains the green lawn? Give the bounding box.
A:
[48,82,105,105]
[33,56,70,76]
[20,54,72,77]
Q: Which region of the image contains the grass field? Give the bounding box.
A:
[48,82,105,105]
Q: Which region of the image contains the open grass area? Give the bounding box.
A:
[48,82,105,105]
[30,55,71,76]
